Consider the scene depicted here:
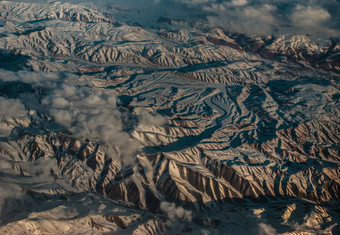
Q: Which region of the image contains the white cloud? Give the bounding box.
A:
[291,5,331,27]
[0,97,26,118]
[137,109,166,126]
[290,5,335,36]
[160,201,192,222]
[50,97,70,108]
[231,0,248,6]
[0,69,59,84]
[258,223,276,235]
[205,3,278,35]
[41,84,140,163]
[49,109,73,126]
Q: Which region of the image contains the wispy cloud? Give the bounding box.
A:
[137,109,166,126]
[0,181,25,223]
[258,223,277,235]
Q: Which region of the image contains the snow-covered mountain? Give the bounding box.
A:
[0,1,339,234]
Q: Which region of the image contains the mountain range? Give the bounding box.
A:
[0,1,339,234]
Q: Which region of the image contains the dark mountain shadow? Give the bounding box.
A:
[0,50,31,71]
[2,186,339,235]
[0,81,34,99]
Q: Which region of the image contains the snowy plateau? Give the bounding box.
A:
[0,1,339,234]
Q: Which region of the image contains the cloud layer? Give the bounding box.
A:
[58,0,339,37]
[11,0,340,37]
[0,69,165,165]
[10,0,340,38]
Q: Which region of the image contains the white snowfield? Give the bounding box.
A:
[0,1,339,234]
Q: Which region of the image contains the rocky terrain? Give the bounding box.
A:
[0,1,339,234]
